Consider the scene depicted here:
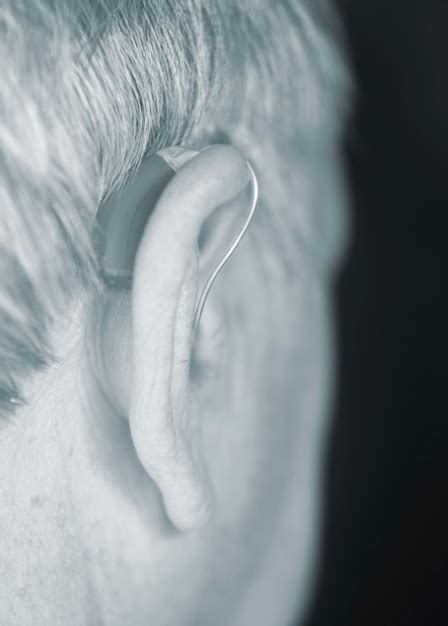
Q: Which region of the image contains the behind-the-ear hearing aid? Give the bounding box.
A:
[95,147,258,334]
[6,150,257,407]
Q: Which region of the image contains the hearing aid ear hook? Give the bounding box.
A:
[95,149,258,335]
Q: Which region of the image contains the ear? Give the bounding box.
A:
[95,146,250,531]
[130,146,250,531]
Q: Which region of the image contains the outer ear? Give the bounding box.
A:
[129,146,250,531]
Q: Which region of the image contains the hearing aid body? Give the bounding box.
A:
[96,154,177,289]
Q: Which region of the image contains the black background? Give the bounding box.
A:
[304,2,447,625]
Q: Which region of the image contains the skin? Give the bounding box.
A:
[0,146,340,625]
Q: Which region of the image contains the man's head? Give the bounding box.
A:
[0,1,350,624]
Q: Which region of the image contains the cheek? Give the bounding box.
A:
[199,268,334,583]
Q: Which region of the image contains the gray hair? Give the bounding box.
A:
[0,0,350,411]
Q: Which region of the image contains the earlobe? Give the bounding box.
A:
[126,146,250,531]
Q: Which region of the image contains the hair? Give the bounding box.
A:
[0,0,350,411]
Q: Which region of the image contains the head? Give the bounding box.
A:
[0,1,350,624]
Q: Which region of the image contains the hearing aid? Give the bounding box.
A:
[95,148,258,334]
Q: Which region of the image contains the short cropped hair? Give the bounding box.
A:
[0,0,350,410]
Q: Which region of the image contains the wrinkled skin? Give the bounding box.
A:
[0,144,344,626]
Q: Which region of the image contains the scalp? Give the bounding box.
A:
[0,0,350,410]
